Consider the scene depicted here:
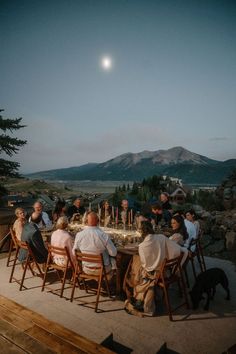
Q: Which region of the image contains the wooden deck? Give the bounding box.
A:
[0,295,115,354]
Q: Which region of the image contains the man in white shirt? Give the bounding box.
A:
[72,212,117,275]
[31,201,52,228]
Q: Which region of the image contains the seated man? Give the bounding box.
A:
[30,201,52,228]
[151,202,172,228]
[119,199,135,226]
[19,212,48,264]
[160,192,173,214]
[72,212,117,277]
[67,197,86,222]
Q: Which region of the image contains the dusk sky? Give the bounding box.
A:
[1,0,236,173]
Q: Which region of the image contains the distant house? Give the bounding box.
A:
[169,186,187,204]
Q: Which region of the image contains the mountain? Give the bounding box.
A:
[26,146,236,185]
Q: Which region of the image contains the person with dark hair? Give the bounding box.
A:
[151,202,172,228]
[52,199,67,223]
[174,210,197,249]
[124,220,188,316]
[160,192,173,213]
[19,212,48,264]
[185,209,201,237]
[169,215,189,246]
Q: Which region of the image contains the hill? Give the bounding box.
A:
[26,146,236,185]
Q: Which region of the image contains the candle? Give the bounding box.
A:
[128,211,131,225]
[89,202,91,211]
[131,209,133,224]
[116,207,118,224]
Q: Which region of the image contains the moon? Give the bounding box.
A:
[100,56,113,71]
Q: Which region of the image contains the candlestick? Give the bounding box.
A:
[112,206,114,220]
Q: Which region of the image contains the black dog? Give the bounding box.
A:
[189,268,230,311]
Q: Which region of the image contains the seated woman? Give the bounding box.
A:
[52,200,67,223]
[124,220,188,316]
[99,200,112,227]
[50,216,74,266]
[13,207,26,240]
[169,215,189,246]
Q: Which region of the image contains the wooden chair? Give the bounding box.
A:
[70,251,112,312]
[6,228,18,267]
[9,238,43,291]
[42,245,74,298]
[184,236,207,287]
[155,252,189,321]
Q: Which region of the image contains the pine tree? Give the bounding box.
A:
[0,109,27,178]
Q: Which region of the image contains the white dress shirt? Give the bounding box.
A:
[72,226,117,268]
[139,234,188,272]
[184,219,197,249]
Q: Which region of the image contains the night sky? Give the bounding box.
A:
[1,0,236,173]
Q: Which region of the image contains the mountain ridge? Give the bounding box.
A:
[26,146,236,184]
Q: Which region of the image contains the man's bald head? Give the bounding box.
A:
[87,212,99,226]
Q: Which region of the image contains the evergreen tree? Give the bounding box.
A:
[0,109,27,178]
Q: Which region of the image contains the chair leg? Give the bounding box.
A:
[60,269,67,298]
[42,264,49,291]
[9,247,20,283]
[95,275,103,312]
[162,285,173,321]
[184,267,190,288]
[191,257,197,280]
[199,247,206,272]
[103,272,111,298]
[7,239,14,267]
[70,273,77,302]
[179,271,190,309]
[20,256,30,291]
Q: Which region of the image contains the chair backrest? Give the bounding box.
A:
[47,244,73,267]
[10,227,19,248]
[17,239,39,264]
[157,252,184,283]
[74,251,104,274]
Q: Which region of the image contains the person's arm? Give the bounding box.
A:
[65,234,75,261]
[72,232,81,255]
[42,212,52,227]
[138,245,146,268]
[104,234,117,257]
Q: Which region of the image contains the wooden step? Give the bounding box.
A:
[0,295,115,354]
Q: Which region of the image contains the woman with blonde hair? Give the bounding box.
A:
[13,207,26,240]
[50,216,74,266]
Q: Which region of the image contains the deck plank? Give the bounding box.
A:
[25,325,85,354]
[0,295,114,354]
[0,319,55,354]
[0,335,26,354]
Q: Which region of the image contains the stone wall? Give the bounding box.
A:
[200,209,236,260]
